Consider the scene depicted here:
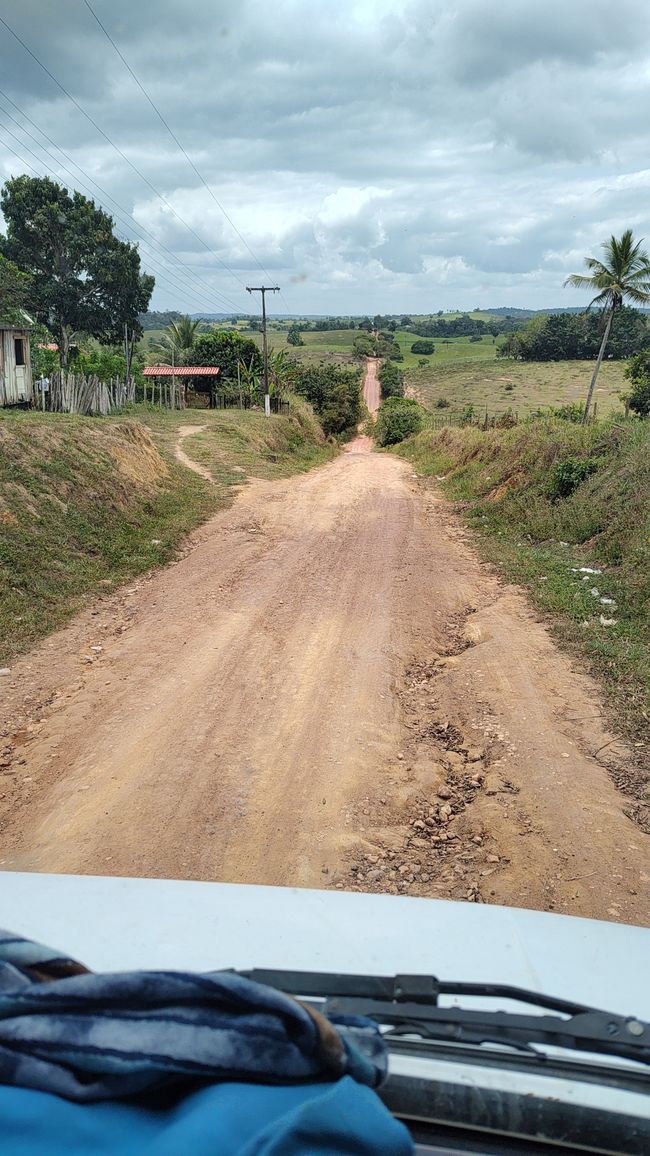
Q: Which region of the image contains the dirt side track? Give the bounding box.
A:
[0,407,648,924]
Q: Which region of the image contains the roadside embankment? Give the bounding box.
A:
[0,400,331,662]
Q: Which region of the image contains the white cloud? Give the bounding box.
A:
[1,0,650,312]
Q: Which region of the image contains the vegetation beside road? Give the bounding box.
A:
[0,401,332,662]
[396,416,650,805]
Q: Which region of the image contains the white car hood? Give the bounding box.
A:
[1,872,648,1020]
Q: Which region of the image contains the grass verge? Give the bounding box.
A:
[394,417,650,820]
[0,399,334,662]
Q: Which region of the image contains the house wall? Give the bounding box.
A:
[0,328,33,406]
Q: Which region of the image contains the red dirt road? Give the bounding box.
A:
[364,357,380,413]
[0,398,648,924]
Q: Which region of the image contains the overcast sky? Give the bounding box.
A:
[1,0,650,316]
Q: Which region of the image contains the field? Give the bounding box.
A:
[140,322,630,420]
[406,357,628,418]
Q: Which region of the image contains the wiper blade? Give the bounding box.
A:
[239,969,650,1069]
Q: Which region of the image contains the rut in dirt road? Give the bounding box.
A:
[0,377,648,924]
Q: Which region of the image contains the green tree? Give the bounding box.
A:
[192,329,262,395]
[292,363,362,436]
[374,397,424,445]
[565,229,650,422]
[378,361,404,399]
[0,254,30,321]
[0,176,154,367]
[286,324,304,347]
[149,315,201,365]
[624,350,650,416]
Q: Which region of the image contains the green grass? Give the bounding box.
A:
[395,419,650,807]
[251,328,359,366]
[0,401,333,662]
[407,358,628,419]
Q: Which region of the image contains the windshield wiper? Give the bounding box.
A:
[238,969,650,1069]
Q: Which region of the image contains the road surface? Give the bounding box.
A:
[0,370,648,924]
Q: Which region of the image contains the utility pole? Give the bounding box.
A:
[246,285,279,416]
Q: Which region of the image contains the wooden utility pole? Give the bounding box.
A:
[246,285,279,416]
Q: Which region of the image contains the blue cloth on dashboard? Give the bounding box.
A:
[0,1075,413,1155]
[0,930,414,1153]
[0,930,384,1099]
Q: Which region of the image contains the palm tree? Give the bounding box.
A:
[148,315,201,366]
[565,230,650,423]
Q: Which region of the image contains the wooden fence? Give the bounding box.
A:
[212,394,290,415]
[45,372,135,416]
[427,410,519,431]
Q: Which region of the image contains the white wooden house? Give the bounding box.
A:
[0,321,33,406]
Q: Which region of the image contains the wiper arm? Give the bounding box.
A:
[239,969,650,1069]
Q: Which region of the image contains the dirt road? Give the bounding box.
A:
[1,385,648,923]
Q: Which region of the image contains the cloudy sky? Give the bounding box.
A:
[1,0,650,316]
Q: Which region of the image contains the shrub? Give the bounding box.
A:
[375,397,425,446]
[378,360,404,399]
[293,363,362,437]
[549,456,598,499]
[410,340,435,355]
[625,350,650,416]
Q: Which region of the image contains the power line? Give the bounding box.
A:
[79,0,295,318]
[0,91,242,314]
[0,12,252,299]
[0,118,232,317]
[81,0,273,280]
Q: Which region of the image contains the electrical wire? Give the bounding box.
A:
[0,119,231,317]
[79,0,293,319]
[0,91,242,314]
[0,12,252,300]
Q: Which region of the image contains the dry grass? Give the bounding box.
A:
[407,358,628,418]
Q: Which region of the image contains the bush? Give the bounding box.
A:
[410,340,435,355]
[549,456,598,499]
[375,397,425,446]
[625,350,650,416]
[378,361,404,399]
[292,363,362,437]
[286,325,304,347]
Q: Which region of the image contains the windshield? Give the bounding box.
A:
[1,3,649,1152]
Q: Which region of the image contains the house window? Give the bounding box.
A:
[14,338,26,367]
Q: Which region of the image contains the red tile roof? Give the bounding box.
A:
[143,365,221,377]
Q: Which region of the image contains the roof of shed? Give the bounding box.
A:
[142,365,221,377]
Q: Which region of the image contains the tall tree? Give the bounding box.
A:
[565,229,650,422]
[0,254,30,321]
[192,329,262,381]
[0,175,154,367]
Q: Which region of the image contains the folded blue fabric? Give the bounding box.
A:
[0,930,414,1152]
[1,1075,414,1155]
[0,930,385,1099]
